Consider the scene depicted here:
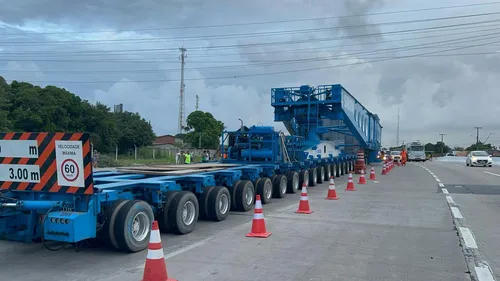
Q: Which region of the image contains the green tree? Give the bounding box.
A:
[0,76,155,154]
[466,142,497,151]
[114,111,156,153]
[184,110,224,149]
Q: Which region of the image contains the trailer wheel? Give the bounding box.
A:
[332,164,338,177]
[235,180,255,212]
[272,174,287,198]
[342,162,347,175]
[286,171,299,193]
[308,168,317,186]
[317,166,324,184]
[299,169,309,187]
[158,191,181,231]
[253,178,263,201]
[198,187,216,221]
[168,191,199,235]
[257,177,273,204]
[207,186,231,221]
[99,199,127,249]
[324,164,331,181]
[230,180,242,211]
[114,200,154,253]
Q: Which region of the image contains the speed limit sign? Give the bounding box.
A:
[61,159,79,182]
[55,140,85,187]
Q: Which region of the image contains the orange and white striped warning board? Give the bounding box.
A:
[0,132,94,194]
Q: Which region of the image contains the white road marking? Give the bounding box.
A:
[276,203,298,213]
[416,164,496,281]
[475,265,496,281]
[459,227,478,249]
[164,238,213,259]
[484,171,500,177]
[450,207,464,219]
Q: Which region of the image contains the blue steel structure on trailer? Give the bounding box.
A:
[220,125,357,192]
[271,84,382,163]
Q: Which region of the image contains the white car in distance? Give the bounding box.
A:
[466,150,492,167]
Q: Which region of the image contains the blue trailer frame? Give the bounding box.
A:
[0,83,381,253]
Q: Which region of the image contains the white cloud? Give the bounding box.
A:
[1,0,500,149]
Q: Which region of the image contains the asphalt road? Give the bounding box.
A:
[419,159,500,280]
[1,163,472,281]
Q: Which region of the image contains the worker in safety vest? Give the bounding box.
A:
[184,152,191,164]
[401,148,407,166]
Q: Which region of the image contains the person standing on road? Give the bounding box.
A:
[185,152,191,164]
[175,151,181,165]
[401,149,407,166]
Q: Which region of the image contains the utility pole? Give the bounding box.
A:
[439,133,446,154]
[178,47,187,135]
[396,108,400,147]
[195,94,199,111]
[474,126,482,145]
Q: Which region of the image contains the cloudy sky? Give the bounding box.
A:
[1,0,500,149]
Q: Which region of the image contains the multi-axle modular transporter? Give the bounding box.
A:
[0,84,382,253]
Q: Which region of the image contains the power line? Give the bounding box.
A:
[4,22,500,58]
[2,12,500,46]
[12,35,500,84]
[2,1,499,36]
[2,20,499,63]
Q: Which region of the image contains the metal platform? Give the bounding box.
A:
[271,84,382,152]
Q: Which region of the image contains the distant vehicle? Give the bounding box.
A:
[466,150,492,167]
[390,151,402,162]
[407,142,426,162]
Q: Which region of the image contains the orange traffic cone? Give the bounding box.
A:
[382,162,388,175]
[246,195,271,238]
[369,166,376,180]
[296,184,313,214]
[325,176,339,200]
[358,169,366,184]
[345,172,356,191]
[141,221,177,281]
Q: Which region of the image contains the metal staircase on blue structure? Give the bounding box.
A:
[271,84,383,163]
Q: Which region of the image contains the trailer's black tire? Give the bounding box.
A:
[207,186,231,221]
[198,187,216,221]
[253,178,263,201]
[99,199,127,248]
[272,174,287,198]
[230,180,242,211]
[342,162,347,175]
[324,164,331,181]
[333,164,338,177]
[299,169,309,188]
[235,180,255,212]
[317,166,324,184]
[114,200,155,253]
[168,191,199,235]
[158,191,181,231]
[257,177,273,203]
[308,168,317,186]
[270,175,278,185]
[286,171,299,194]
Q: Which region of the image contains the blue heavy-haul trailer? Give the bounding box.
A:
[0,84,381,252]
